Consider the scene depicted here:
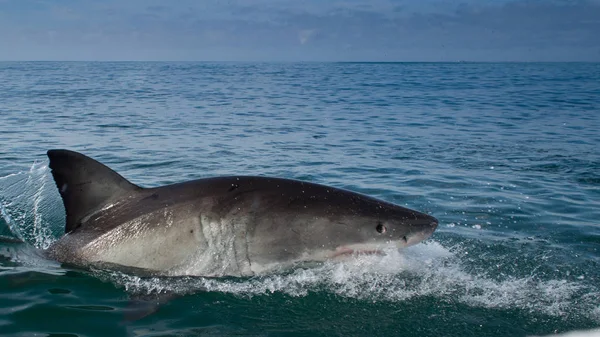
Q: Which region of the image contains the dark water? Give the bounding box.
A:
[1,62,599,336]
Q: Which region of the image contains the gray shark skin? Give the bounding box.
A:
[45,149,438,277]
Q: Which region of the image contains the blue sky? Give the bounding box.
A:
[0,0,599,61]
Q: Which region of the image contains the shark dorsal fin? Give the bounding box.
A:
[47,149,142,233]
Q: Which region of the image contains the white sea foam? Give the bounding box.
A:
[98,240,599,322]
[532,328,600,337]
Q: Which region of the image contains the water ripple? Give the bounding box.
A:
[0,61,599,336]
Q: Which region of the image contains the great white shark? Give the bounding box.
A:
[45,149,438,277]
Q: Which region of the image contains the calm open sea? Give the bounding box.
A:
[0,62,599,336]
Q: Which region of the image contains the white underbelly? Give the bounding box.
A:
[84,211,253,277]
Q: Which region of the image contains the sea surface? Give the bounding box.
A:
[0,61,599,336]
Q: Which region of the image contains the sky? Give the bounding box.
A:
[0,0,599,62]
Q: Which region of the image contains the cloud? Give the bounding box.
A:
[0,0,598,61]
[298,29,316,45]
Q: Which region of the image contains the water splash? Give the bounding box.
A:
[0,162,61,248]
[532,328,600,337]
[95,240,599,322]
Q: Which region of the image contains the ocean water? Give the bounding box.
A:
[0,61,599,336]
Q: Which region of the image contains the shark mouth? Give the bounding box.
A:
[331,246,386,258]
[330,238,413,259]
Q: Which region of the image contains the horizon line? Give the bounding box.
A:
[0,60,598,64]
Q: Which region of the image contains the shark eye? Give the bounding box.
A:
[376,223,386,234]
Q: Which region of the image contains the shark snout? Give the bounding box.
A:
[422,214,439,237]
[403,214,438,247]
[428,217,439,233]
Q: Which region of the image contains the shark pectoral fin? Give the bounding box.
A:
[47,149,143,233]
